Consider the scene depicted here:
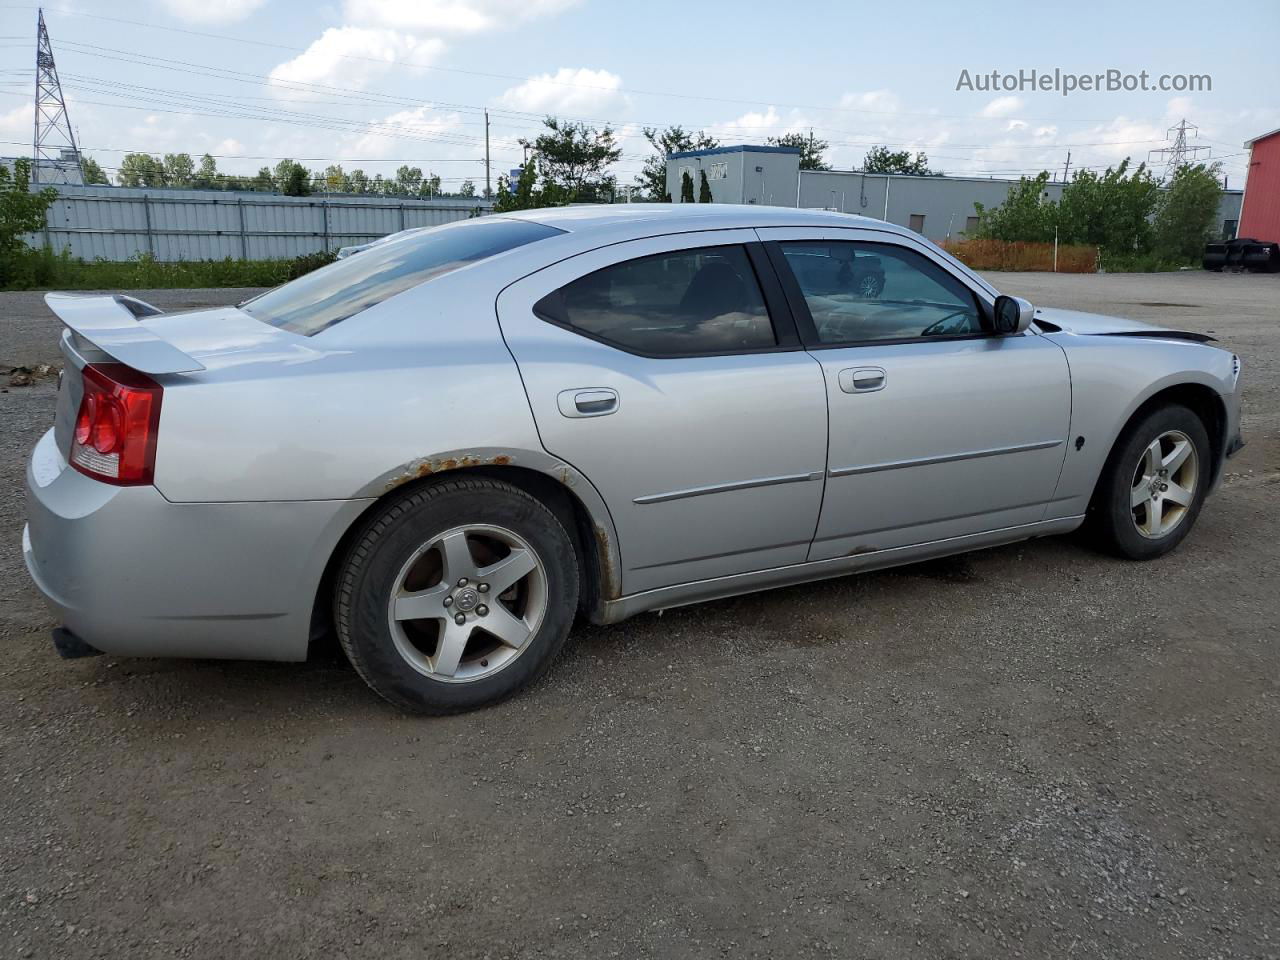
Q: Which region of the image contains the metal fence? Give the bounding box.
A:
[27,185,493,262]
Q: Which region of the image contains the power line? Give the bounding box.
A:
[13,5,1162,125]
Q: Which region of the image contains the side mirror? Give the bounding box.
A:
[992,295,1034,335]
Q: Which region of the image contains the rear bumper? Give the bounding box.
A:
[24,428,372,662]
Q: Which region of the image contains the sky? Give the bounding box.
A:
[1,0,1276,192]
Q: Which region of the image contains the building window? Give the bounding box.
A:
[908,214,926,233]
[707,162,728,181]
[1222,219,1238,240]
[964,216,980,235]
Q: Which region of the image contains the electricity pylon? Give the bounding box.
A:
[1147,119,1210,182]
[32,7,83,185]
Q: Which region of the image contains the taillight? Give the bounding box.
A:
[70,363,162,486]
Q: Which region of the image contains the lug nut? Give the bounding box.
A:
[443,596,453,607]
[476,604,489,617]
[457,577,469,587]
[477,583,489,594]
[454,613,466,626]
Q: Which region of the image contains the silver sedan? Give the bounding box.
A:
[24,205,1244,713]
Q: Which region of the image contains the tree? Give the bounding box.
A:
[1056,158,1160,254]
[251,166,275,191]
[192,154,219,190]
[637,125,718,200]
[680,169,695,203]
[492,158,569,212]
[972,172,1056,243]
[861,146,937,176]
[1152,162,1223,262]
[162,153,195,188]
[117,153,165,187]
[767,132,831,171]
[80,155,110,185]
[524,117,620,202]
[0,158,57,285]
[458,179,476,198]
[418,172,441,198]
[274,159,311,197]
[348,169,369,195]
[394,165,423,196]
[494,162,535,212]
[322,164,349,193]
[698,169,713,203]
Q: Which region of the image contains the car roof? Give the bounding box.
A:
[505,203,915,240]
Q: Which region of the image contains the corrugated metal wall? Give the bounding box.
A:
[27,185,493,262]
[1239,132,1280,243]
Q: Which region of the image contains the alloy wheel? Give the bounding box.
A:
[1130,430,1199,539]
[386,523,548,682]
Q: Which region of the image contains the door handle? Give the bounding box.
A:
[557,388,619,418]
[838,367,886,394]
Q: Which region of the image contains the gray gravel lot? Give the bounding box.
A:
[1,272,1277,959]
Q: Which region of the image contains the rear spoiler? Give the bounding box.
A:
[44,293,206,375]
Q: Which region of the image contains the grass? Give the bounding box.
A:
[1,248,337,291]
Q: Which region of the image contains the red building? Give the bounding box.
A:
[1240,127,1280,243]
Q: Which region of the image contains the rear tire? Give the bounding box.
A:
[1088,404,1210,560]
[336,477,579,714]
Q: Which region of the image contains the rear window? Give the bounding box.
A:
[242,217,563,336]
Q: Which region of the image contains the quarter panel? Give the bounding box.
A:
[151,270,546,503]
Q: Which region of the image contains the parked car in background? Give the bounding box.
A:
[25,206,1244,713]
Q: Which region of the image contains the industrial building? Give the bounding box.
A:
[1,149,84,185]
[666,144,1244,246]
[1239,127,1280,243]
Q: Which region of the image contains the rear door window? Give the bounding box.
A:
[243,217,562,336]
[533,245,777,356]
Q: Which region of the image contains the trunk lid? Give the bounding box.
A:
[45,293,311,457]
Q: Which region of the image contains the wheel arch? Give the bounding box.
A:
[1093,380,1227,505]
[308,459,621,656]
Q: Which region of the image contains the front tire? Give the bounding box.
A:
[1089,404,1211,560]
[336,477,579,714]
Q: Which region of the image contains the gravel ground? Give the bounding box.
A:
[1,273,1277,959]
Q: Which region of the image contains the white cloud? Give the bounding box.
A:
[980,95,1024,118]
[837,90,900,114]
[269,27,445,94]
[497,67,624,115]
[347,106,464,158]
[269,0,578,100]
[341,0,579,33]
[156,0,266,24]
[0,103,31,140]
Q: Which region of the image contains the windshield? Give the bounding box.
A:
[242,217,563,336]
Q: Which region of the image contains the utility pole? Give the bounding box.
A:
[484,109,491,199]
[1061,151,1071,184]
[32,7,83,185]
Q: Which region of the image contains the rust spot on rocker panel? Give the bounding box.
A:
[384,453,514,491]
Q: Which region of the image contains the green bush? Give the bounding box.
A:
[1,248,339,291]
